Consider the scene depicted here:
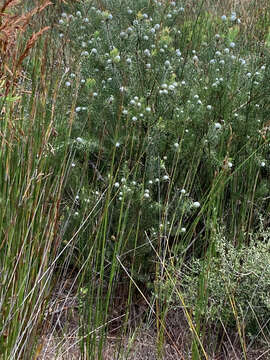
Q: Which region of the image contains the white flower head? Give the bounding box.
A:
[76,137,84,143]
[164,60,170,67]
[230,12,237,21]
[193,201,201,208]
[144,49,151,57]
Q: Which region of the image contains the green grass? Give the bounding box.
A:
[1,0,270,359]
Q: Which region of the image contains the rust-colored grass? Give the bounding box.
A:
[0,0,52,96]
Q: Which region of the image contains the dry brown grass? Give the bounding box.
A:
[38,298,270,360]
[0,0,52,96]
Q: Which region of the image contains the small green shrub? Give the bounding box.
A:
[180,222,270,337]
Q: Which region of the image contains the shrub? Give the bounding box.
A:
[179,222,270,338]
[54,0,270,264]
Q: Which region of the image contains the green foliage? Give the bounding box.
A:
[56,0,270,256]
[3,0,270,358]
[180,223,270,337]
[52,2,270,353]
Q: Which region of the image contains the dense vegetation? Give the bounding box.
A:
[1,0,270,359]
